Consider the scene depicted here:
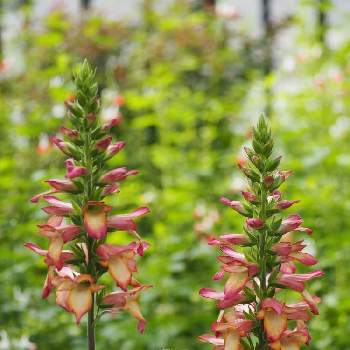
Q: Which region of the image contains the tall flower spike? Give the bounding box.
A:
[198,115,324,350]
[26,60,151,349]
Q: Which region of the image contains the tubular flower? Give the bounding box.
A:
[54,269,104,324]
[198,116,324,349]
[96,242,147,291]
[25,61,151,346]
[103,285,152,333]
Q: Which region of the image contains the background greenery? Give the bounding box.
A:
[0,0,349,349]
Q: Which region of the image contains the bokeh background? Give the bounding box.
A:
[0,0,349,349]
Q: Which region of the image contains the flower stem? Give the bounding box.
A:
[87,296,96,350]
[257,174,268,349]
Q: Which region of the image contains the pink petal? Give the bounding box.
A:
[31,190,58,203]
[46,179,77,192]
[84,205,108,240]
[60,126,79,139]
[199,288,224,300]
[198,334,224,346]
[96,243,137,260]
[263,309,287,342]
[24,242,48,257]
[105,141,126,159]
[262,298,284,314]
[246,218,264,229]
[96,136,113,151]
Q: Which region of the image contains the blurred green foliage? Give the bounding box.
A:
[0,1,349,349]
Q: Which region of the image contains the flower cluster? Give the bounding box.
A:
[199,116,324,350]
[26,61,151,337]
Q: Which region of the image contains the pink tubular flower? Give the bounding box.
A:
[100,167,139,184]
[24,242,74,270]
[41,196,73,216]
[107,207,150,232]
[198,116,323,350]
[96,243,141,290]
[246,217,264,229]
[277,270,324,292]
[273,240,318,266]
[220,196,246,215]
[54,271,104,324]
[199,309,253,350]
[102,183,120,196]
[105,141,126,159]
[279,214,302,233]
[60,126,79,139]
[103,285,152,333]
[52,136,74,156]
[45,179,77,192]
[279,214,312,235]
[37,220,81,265]
[257,299,287,342]
[242,191,257,202]
[102,117,121,131]
[208,233,249,246]
[65,159,87,179]
[269,321,310,350]
[276,200,300,210]
[95,136,112,151]
[31,189,58,203]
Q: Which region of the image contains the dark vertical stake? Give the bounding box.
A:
[0,0,3,60]
[262,0,273,117]
[318,0,328,47]
[81,0,91,10]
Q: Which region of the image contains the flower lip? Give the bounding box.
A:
[83,201,112,240]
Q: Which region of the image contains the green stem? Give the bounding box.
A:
[257,176,268,349]
[87,295,96,350]
[83,126,97,350]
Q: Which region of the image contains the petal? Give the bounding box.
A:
[42,267,55,299]
[198,334,224,346]
[224,330,240,350]
[264,310,287,342]
[301,290,320,315]
[31,190,58,203]
[84,208,107,239]
[220,246,247,264]
[116,207,151,219]
[289,252,317,265]
[125,300,146,332]
[24,242,48,257]
[60,225,82,242]
[102,183,120,196]
[224,267,248,296]
[96,136,112,151]
[262,298,284,314]
[199,288,224,300]
[213,269,225,281]
[108,256,132,290]
[45,179,77,192]
[107,217,136,231]
[42,206,72,216]
[48,236,64,264]
[43,196,73,209]
[67,285,92,324]
[96,243,137,260]
[55,279,74,311]
[105,141,125,158]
